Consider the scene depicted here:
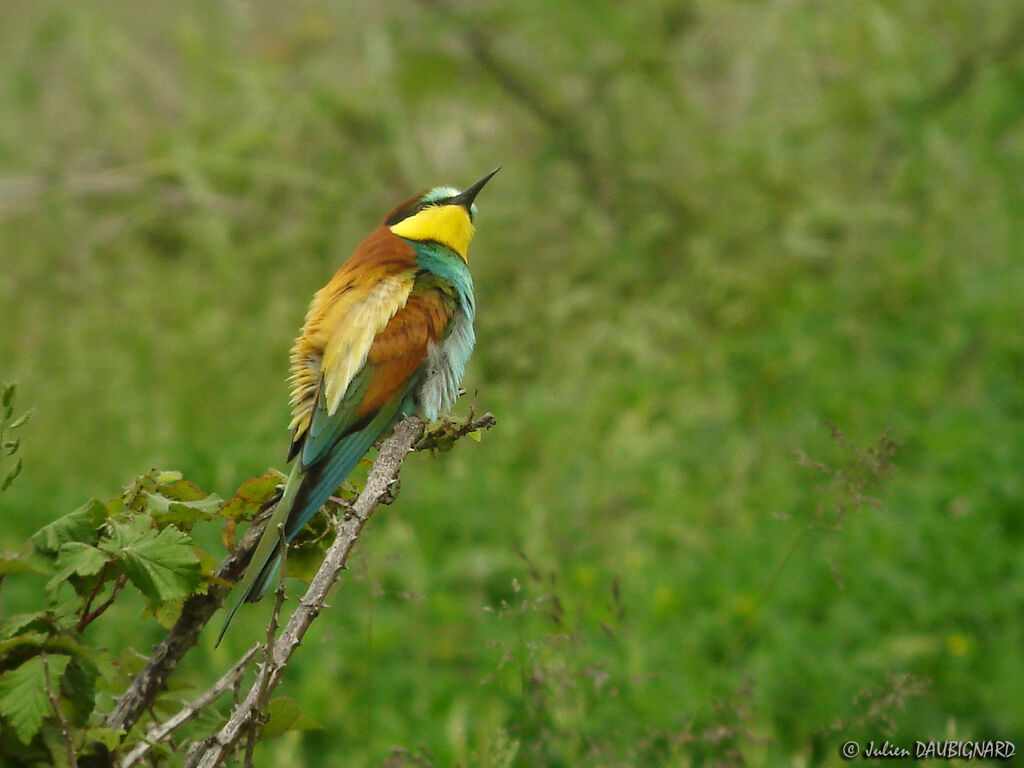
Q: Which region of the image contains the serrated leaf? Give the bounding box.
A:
[261,696,321,739]
[32,500,108,553]
[47,543,109,593]
[0,612,51,640]
[0,654,70,744]
[99,517,200,604]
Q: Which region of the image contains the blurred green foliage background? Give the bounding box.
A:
[1,1,1023,765]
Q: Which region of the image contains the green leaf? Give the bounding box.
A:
[115,647,148,677]
[32,500,108,553]
[1,458,22,491]
[261,696,321,739]
[8,410,30,429]
[84,726,124,751]
[220,471,281,521]
[0,552,35,576]
[145,490,221,515]
[0,632,48,655]
[99,517,200,604]
[47,543,109,593]
[0,612,51,640]
[0,654,70,744]
[146,498,219,526]
[60,657,98,726]
[156,475,208,502]
[1,383,14,410]
[95,647,147,694]
[143,475,221,529]
[39,723,71,768]
[142,599,184,630]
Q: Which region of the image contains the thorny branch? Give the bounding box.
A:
[186,416,433,767]
[244,524,289,767]
[414,409,497,451]
[104,411,494,765]
[120,645,260,768]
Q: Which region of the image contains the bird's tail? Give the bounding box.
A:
[215,461,303,646]
[215,399,407,646]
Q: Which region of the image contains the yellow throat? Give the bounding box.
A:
[389,205,475,261]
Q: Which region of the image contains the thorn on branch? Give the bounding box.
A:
[121,644,260,768]
[189,416,428,766]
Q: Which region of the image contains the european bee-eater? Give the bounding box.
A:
[217,168,498,643]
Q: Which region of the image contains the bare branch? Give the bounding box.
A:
[120,644,260,768]
[186,416,427,768]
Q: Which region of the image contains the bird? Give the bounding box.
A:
[217,168,498,644]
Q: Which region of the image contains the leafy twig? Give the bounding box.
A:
[120,644,260,768]
[77,571,127,634]
[76,562,112,630]
[104,507,273,736]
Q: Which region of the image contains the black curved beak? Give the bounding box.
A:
[451,167,501,211]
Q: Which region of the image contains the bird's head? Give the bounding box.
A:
[386,168,500,261]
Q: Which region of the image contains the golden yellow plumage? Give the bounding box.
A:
[389,204,476,261]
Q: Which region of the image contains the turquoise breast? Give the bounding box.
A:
[411,242,476,421]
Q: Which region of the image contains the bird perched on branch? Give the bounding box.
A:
[217,168,499,643]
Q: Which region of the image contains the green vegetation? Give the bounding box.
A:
[1,1,1022,765]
